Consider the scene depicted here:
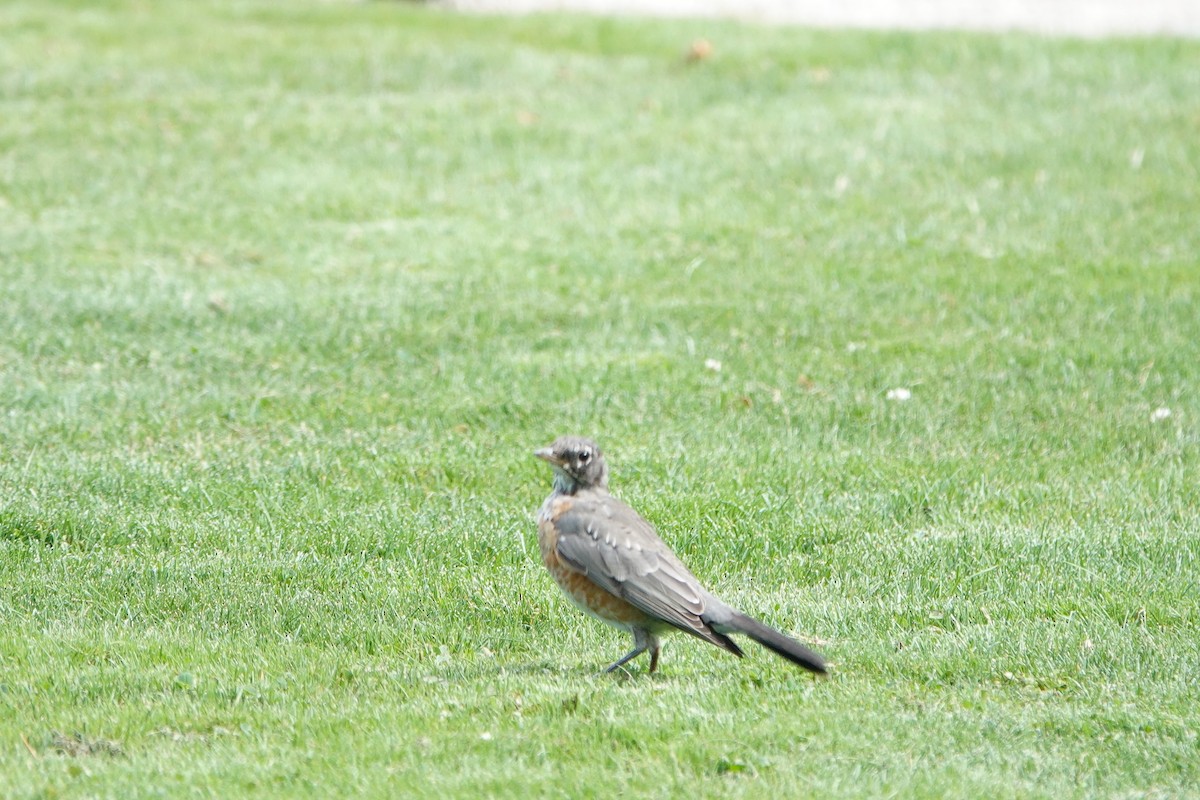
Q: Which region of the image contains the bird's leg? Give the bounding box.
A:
[605,629,657,674]
[647,637,661,673]
[603,645,646,673]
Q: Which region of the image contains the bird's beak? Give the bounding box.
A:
[534,446,564,466]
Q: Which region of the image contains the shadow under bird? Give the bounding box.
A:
[534,435,827,675]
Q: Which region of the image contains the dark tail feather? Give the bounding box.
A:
[727,611,827,674]
[688,625,745,659]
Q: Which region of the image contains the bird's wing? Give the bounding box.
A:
[552,491,728,646]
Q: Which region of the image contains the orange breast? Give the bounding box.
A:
[538,498,651,629]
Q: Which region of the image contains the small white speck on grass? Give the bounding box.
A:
[886,387,912,401]
[846,342,865,353]
[1151,407,1171,422]
[479,732,493,741]
[833,174,850,196]
[1130,147,1145,169]
[704,358,722,372]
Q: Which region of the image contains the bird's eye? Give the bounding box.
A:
[578,449,591,463]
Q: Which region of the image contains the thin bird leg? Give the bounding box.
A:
[604,645,647,673]
[605,629,659,674]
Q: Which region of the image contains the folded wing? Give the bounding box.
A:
[552,492,742,655]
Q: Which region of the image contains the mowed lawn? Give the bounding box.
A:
[2,1,1198,797]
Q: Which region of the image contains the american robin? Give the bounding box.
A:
[534,435,827,675]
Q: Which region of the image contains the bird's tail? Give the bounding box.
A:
[723,611,827,674]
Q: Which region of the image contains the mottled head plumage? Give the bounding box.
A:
[535,435,608,493]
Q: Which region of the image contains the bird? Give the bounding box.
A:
[534,435,827,675]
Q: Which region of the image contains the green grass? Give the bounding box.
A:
[2,1,1199,796]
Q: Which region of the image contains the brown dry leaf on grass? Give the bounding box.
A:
[685,38,713,62]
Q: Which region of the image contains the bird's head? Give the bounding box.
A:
[534,436,608,493]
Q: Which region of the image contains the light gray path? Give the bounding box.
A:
[439,0,1200,37]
